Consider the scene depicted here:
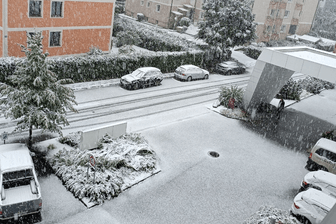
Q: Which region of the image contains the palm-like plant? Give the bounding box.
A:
[218,85,244,108]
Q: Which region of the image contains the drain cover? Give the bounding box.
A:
[208,151,220,158]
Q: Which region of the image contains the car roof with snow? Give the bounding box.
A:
[314,138,336,154]
[178,65,200,70]
[137,67,161,73]
[0,144,34,172]
[301,188,336,211]
[313,170,336,186]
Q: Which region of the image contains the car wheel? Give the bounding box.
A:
[133,82,140,90]
[187,76,192,82]
[226,70,232,76]
[154,79,160,86]
[204,74,209,80]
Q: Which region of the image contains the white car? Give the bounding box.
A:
[174,65,209,81]
[291,188,336,224]
[300,170,336,198]
[120,67,163,90]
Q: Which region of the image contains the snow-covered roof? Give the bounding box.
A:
[320,38,336,45]
[178,8,188,12]
[183,4,193,9]
[312,170,336,187]
[172,11,183,16]
[301,188,336,211]
[298,35,321,44]
[137,67,161,73]
[315,138,336,154]
[286,34,301,41]
[0,144,34,172]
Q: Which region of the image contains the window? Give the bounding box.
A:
[266,26,272,33]
[50,31,61,47]
[156,5,160,12]
[280,25,286,32]
[29,0,42,17]
[51,1,63,17]
[147,1,151,7]
[140,0,144,6]
[316,148,324,156]
[299,11,302,17]
[284,10,290,18]
[270,9,276,17]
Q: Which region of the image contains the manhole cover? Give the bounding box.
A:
[208,151,220,158]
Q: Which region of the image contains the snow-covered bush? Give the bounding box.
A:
[58,132,81,148]
[243,205,300,224]
[243,45,262,59]
[113,17,198,52]
[87,46,104,56]
[322,130,336,141]
[115,30,141,47]
[277,78,303,101]
[179,17,191,27]
[218,85,244,108]
[50,133,158,204]
[298,76,335,94]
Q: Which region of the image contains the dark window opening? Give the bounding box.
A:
[288,25,297,35]
[50,32,61,46]
[29,0,42,17]
[51,1,63,17]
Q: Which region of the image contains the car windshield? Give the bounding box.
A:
[175,67,186,74]
[131,70,145,78]
[2,169,34,189]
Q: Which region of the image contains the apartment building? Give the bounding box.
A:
[125,0,205,28]
[253,0,320,42]
[0,0,115,57]
[125,0,319,42]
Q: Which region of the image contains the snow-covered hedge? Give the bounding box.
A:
[243,205,300,224]
[50,133,158,204]
[0,50,204,83]
[113,17,199,52]
[298,76,335,94]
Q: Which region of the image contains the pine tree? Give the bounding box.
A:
[0,31,77,149]
[197,0,256,64]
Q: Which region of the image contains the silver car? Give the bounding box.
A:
[174,65,209,81]
[299,170,336,198]
[216,61,246,75]
[290,188,336,224]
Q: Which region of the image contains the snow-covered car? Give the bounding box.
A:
[215,61,246,75]
[120,67,163,90]
[174,65,209,81]
[0,144,42,221]
[290,188,336,224]
[299,170,336,198]
[305,138,336,174]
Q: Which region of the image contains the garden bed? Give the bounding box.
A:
[47,133,160,207]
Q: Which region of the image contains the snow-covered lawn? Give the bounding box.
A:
[46,133,160,206]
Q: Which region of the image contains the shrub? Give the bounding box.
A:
[87,46,104,56]
[298,76,335,94]
[51,133,157,204]
[243,205,300,224]
[218,85,244,108]
[179,17,191,27]
[116,30,141,47]
[277,78,303,101]
[58,132,81,148]
[322,130,336,141]
[244,46,262,59]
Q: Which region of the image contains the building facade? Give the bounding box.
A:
[125,0,205,29]
[125,0,319,42]
[0,0,115,57]
[253,0,320,42]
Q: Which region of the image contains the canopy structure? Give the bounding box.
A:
[243,46,336,111]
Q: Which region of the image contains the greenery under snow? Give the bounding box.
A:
[51,133,158,204]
